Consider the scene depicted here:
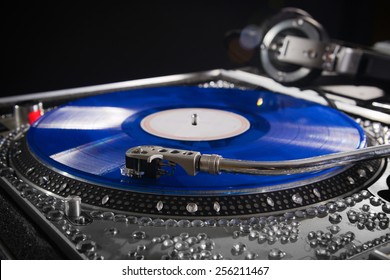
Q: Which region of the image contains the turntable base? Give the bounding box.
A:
[0,69,389,260]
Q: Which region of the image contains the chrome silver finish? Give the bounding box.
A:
[322,44,342,71]
[14,102,44,129]
[269,34,365,78]
[0,70,223,105]
[125,144,390,178]
[191,113,198,126]
[336,47,363,75]
[75,216,86,225]
[125,146,202,177]
[277,35,327,69]
[199,154,223,175]
[64,196,81,218]
[14,105,24,130]
[276,35,364,77]
[260,19,321,83]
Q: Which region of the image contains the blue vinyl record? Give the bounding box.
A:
[27,86,366,195]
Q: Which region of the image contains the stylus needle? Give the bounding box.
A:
[125,144,390,178]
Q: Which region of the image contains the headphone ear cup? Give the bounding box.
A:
[260,7,313,36]
[259,9,329,85]
[279,7,313,18]
[225,8,318,68]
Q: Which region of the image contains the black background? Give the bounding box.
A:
[3,0,390,97]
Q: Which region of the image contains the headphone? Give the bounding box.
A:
[232,8,390,86]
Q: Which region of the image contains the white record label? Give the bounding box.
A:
[141,108,250,141]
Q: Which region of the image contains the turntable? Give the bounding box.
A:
[0,68,389,260]
[1,8,390,261]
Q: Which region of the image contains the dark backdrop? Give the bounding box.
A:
[3,0,390,97]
